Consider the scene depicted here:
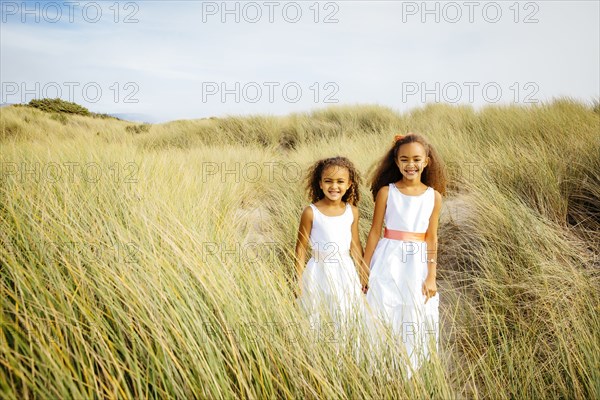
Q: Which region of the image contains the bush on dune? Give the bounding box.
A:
[27,98,91,116]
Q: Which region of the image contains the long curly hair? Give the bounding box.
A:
[369,133,447,200]
[305,156,362,206]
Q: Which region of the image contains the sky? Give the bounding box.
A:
[1,0,599,123]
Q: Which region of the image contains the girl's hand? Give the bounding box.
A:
[422,275,437,304]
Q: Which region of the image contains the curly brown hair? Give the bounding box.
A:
[369,133,447,201]
[305,156,362,206]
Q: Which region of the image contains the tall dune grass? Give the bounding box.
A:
[1,99,598,399]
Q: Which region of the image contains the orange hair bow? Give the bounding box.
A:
[393,132,414,144]
[393,134,406,144]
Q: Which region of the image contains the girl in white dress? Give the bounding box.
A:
[364,133,447,377]
[294,157,369,348]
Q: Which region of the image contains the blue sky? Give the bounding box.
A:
[1,0,599,122]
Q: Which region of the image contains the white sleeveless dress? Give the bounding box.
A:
[298,203,365,339]
[366,183,439,373]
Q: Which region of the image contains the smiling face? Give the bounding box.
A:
[319,165,351,202]
[396,141,429,181]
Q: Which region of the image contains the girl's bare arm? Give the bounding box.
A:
[363,186,388,270]
[350,205,368,287]
[294,206,313,296]
[423,190,442,302]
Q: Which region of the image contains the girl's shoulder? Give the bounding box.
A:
[375,184,390,199]
[300,204,314,220]
[432,189,443,205]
